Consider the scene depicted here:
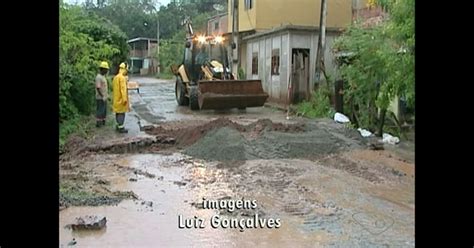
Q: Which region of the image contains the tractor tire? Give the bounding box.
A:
[175,77,189,106]
[189,85,200,110]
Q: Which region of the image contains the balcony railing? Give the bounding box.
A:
[129,47,158,58]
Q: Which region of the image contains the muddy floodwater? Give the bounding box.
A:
[60,152,414,247]
[60,78,414,247]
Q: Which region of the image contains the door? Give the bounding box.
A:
[291,49,310,103]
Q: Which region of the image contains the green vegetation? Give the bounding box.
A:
[296,86,335,118]
[60,3,128,147]
[300,0,414,136]
[60,180,136,206]
[60,0,225,146]
[158,12,211,76]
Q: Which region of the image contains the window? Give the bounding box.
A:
[271,49,280,75]
[252,52,258,75]
[244,0,253,10]
[214,21,219,30]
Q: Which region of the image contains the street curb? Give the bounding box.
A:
[264,102,297,113]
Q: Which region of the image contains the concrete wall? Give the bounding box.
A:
[244,29,340,103]
[228,0,352,32]
[258,0,352,30]
[244,32,289,102]
[207,14,228,35]
[227,0,257,32]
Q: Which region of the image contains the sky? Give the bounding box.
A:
[64,0,172,7]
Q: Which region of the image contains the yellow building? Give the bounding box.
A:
[227,0,353,32]
[224,0,381,105]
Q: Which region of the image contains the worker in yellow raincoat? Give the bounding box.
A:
[113,62,129,133]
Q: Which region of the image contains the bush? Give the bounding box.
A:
[60,3,128,143]
[296,86,335,118]
[333,0,414,134]
[59,115,95,152]
[238,67,246,80]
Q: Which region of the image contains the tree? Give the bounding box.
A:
[333,0,414,135]
[60,3,128,121]
[84,0,161,39]
[82,0,227,40]
[158,12,211,75]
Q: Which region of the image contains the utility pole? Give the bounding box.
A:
[315,0,327,87]
[157,18,160,74]
[231,0,239,75]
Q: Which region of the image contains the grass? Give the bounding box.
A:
[59,115,96,152]
[59,101,116,153]
[296,88,335,119]
[59,181,128,207]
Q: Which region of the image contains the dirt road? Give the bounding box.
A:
[59,77,414,247]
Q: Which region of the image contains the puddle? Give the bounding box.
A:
[60,154,330,247]
[60,152,414,247]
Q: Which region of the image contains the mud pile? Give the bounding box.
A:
[72,118,364,161]
[176,118,364,161]
[184,127,247,161]
[145,118,305,148]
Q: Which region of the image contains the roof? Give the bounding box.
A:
[208,12,227,20]
[243,25,344,41]
[127,37,158,43]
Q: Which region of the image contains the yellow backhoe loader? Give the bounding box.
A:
[171,18,268,110]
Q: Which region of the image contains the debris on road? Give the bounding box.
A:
[382,133,400,145]
[357,128,373,137]
[174,181,187,186]
[367,138,384,150]
[141,201,153,207]
[334,112,350,123]
[66,215,107,230]
[67,238,77,246]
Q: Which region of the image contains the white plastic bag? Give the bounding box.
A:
[357,128,373,137]
[382,133,400,145]
[334,112,350,123]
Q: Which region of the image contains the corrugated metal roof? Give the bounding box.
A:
[209,12,227,20]
[127,37,158,43]
[243,25,344,41]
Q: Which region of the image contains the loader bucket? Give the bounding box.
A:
[197,80,269,110]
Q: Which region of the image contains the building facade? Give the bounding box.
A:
[225,0,352,104]
[127,37,159,75]
[207,13,228,36]
[242,26,342,104]
[227,0,352,32]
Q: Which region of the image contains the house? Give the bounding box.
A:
[127,37,159,76]
[226,0,353,104]
[227,0,352,33]
[242,25,344,104]
[207,12,228,36]
[353,0,387,28]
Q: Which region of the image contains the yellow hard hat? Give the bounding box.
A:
[99,61,109,69]
[119,62,127,69]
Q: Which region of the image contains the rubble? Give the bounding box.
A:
[66,215,107,230]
